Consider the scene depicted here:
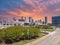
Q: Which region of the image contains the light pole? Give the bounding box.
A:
[27,29,31,45]
[27,29,29,40]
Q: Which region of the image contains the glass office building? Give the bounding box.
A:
[52,16,60,25]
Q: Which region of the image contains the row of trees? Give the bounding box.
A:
[0,26,40,44]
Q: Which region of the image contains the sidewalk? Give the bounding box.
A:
[24,31,56,45]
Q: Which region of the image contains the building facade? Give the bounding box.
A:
[52,16,60,25]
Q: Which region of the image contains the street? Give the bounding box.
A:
[33,28,60,45]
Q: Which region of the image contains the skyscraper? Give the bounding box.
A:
[29,17,33,23]
[45,16,47,24]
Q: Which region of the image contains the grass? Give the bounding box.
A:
[0,41,24,45]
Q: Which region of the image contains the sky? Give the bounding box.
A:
[0,0,60,23]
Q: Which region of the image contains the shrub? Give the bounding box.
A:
[0,26,40,43]
[23,27,40,39]
[0,29,4,43]
[4,26,23,43]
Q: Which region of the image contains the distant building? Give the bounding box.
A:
[45,16,47,24]
[28,17,34,25]
[29,17,33,23]
[21,16,26,21]
[13,17,16,21]
[52,16,60,25]
[42,21,45,24]
[35,20,44,26]
[0,16,48,28]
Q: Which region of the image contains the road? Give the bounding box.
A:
[34,28,60,45]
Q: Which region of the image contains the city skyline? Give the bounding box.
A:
[0,0,60,23]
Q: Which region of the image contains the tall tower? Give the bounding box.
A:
[45,16,47,24]
[29,17,33,23]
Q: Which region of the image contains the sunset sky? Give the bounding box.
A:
[0,0,60,23]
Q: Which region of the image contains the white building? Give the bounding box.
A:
[35,20,46,26]
[0,17,26,28]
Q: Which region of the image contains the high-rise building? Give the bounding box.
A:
[29,17,33,23]
[13,17,16,21]
[52,16,60,25]
[45,16,47,24]
[20,16,26,21]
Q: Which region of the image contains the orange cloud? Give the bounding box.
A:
[7,8,44,21]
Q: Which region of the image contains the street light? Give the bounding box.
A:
[27,29,31,45]
[27,29,29,40]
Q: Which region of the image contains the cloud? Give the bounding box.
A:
[55,8,60,12]
[0,0,60,23]
[48,0,60,5]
